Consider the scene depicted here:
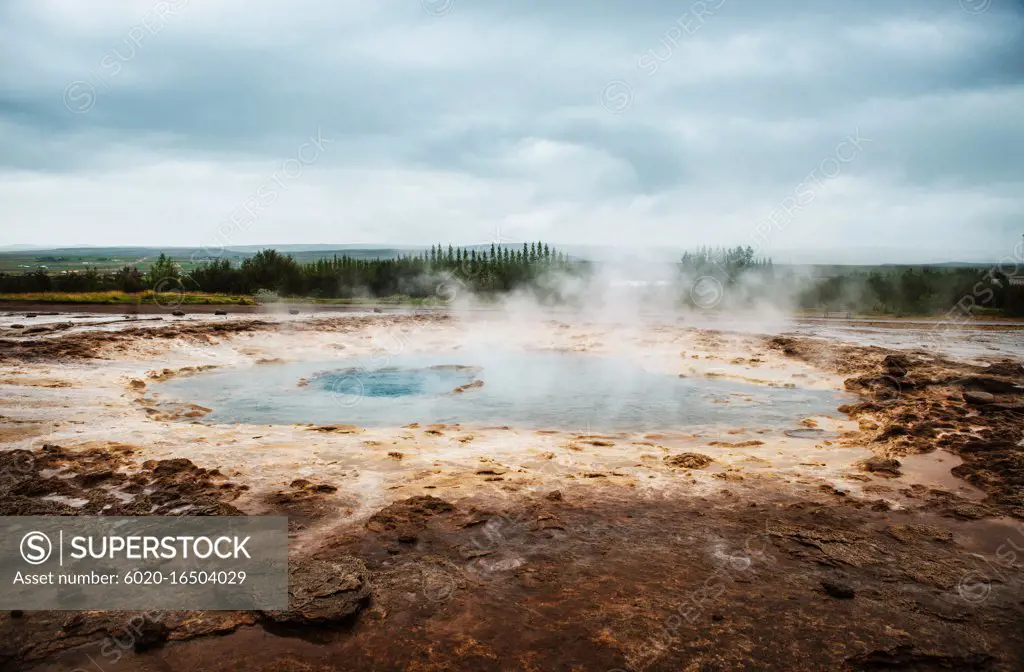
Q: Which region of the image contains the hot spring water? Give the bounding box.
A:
[156,350,847,430]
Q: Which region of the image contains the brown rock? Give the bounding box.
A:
[132,619,171,652]
[861,456,902,476]
[821,579,855,599]
[963,390,996,405]
[882,354,909,377]
[366,495,455,532]
[261,558,371,627]
[665,453,714,470]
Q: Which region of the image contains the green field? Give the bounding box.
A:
[0,246,412,274]
[0,291,445,306]
[0,291,257,305]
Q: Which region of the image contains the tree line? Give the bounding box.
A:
[1,243,1021,316]
[679,245,774,276]
[792,266,1024,317]
[0,243,578,299]
[682,248,1024,317]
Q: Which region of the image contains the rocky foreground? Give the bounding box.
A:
[0,314,1022,670]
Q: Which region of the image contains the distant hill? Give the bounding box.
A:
[0,244,61,252]
[223,244,423,253]
[0,246,417,272]
[0,243,1005,273]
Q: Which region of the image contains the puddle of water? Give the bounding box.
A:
[101,486,136,504]
[41,494,90,508]
[157,350,849,431]
[953,517,1024,556]
[792,322,1024,361]
[761,445,869,472]
[898,452,987,500]
[784,428,833,440]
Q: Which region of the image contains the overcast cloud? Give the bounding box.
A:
[1,0,1022,262]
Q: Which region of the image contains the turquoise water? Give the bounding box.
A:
[315,364,482,398]
[156,350,847,430]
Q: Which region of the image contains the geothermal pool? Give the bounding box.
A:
[157,350,848,430]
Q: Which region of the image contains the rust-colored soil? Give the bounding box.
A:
[766,337,1024,518]
[1,320,1023,670]
[7,471,1024,671]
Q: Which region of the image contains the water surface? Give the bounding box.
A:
[157,350,848,430]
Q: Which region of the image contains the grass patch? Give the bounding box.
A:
[0,291,257,305]
[0,292,435,306]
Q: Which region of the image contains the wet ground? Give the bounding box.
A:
[0,309,1022,670]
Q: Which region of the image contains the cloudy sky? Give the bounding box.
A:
[1,0,1022,262]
